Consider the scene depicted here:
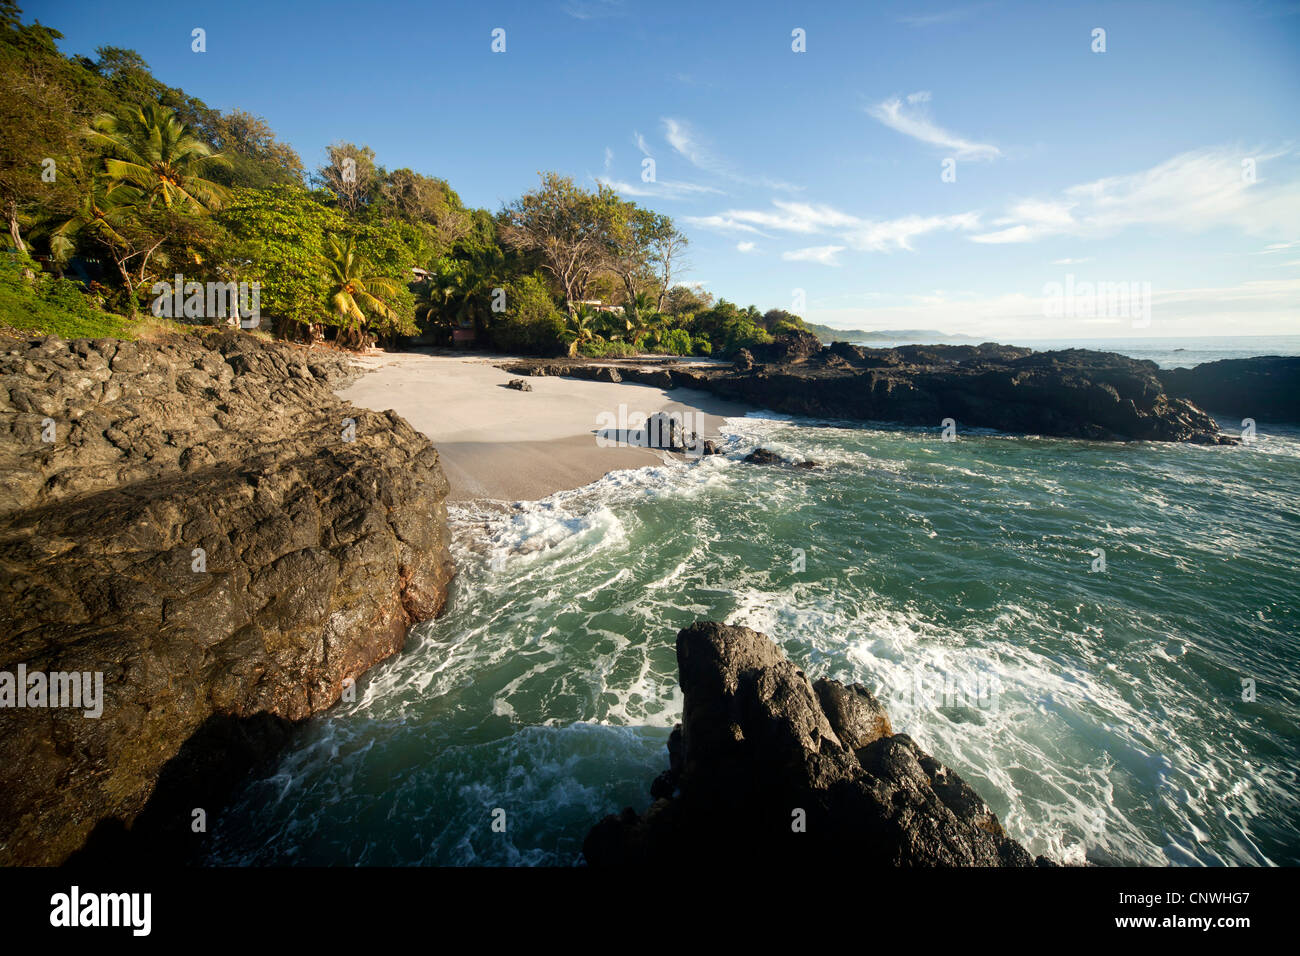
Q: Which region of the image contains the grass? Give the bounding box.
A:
[0,252,199,343]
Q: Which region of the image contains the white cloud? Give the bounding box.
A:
[1051,257,1093,265]
[845,212,982,252]
[867,94,1001,161]
[782,245,846,266]
[971,146,1300,244]
[596,176,722,200]
[687,199,981,252]
[662,117,801,190]
[736,241,756,253]
[633,130,650,155]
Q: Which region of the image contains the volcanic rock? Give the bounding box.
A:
[1158,356,1300,423]
[0,331,454,865]
[584,622,1051,866]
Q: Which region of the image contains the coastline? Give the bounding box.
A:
[337,350,754,502]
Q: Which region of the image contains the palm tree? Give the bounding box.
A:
[559,304,599,356]
[324,234,401,350]
[46,175,156,313]
[85,103,230,212]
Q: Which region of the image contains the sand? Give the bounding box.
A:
[336,350,753,502]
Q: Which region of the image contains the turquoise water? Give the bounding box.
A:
[209,411,1300,867]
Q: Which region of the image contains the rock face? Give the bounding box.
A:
[1158,356,1300,423]
[584,622,1050,866]
[501,336,1233,444]
[0,331,454,865]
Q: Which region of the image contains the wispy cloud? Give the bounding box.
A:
[783,245,846,266]
[867,94,1001,160]
[897,3,997,27]
[562,0,627,20]
[686,199,982,254]
[971,146,1300,244]
[662,117,801,191]
[597,175,722,200]
[736,241,757,253]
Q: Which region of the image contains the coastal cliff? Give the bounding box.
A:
[503,333,1233,444]
[585,622,1051,866]
[0,331,454,865]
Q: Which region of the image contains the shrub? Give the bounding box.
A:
[579,338,638,358]
[661,328,692,355]
[0,252,133,339]
[489,272,566,354]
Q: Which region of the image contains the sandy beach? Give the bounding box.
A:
[337,350,753,501]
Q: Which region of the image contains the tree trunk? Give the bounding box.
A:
[115,259,138,317]
[7,204,26,254]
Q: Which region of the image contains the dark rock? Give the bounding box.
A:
[505,378,533,391]
[733,349,755,372]
[498,341,1231,444]
[584,622,1042,866]
[750,330,824,365]
[0,331,455,865]
[645,411,687,451]
[1159,356,1300,423]
[742,447,819,468]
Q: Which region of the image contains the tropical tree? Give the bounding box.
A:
[559,304,599,356]
[324,233,401,349]
[500,172,617,313]
[85,102,230,211]
[216,185,343,337]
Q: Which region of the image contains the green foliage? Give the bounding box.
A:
[488,272,565,354]
[577,338,638,358]
[691,335,712,356]
[0,249,131,338]
[216,185,343,334]
[661,327,692,355]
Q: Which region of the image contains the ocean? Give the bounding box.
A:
[207,340,1300,867]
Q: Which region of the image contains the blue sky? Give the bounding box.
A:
[28,0,1300,338]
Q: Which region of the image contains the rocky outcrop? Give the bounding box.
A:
[501,337,1232,444]
[742,447,817,468]
[0,331,454,865]
[584,622,1051,866]
[1158,356,1300,423]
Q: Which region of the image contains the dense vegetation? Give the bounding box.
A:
[0,3,809,355]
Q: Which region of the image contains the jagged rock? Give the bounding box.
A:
[584,622,1051,866]
[645,411,688,451]
[498,341,1231,444]
[0,331,454,865]
[505,378,532,391]
[750,330,824,364]
[1159,356,1300,423]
